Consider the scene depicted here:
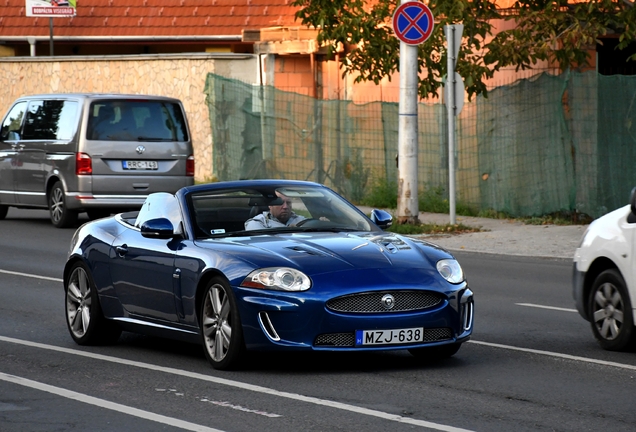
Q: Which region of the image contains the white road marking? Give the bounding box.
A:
[202,399,282,418]
[469,340,636,371]
[0,371,224,432]
[515,303,577,313]
[0,336,474,432]
[0,269,62,282]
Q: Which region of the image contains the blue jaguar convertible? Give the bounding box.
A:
[64,180,474,369]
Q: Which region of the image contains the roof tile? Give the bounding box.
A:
[0,0,301,38]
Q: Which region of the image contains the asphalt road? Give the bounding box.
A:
[1,208,635,432]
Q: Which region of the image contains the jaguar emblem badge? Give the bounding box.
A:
[136,145,146,154]
[381,294,395,310]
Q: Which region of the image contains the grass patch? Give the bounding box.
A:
[476,208,592,225]
[388,222,482,235]
[519,211,593,225]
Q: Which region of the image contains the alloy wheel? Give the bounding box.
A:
[66,266,92,339]
[50,186,65,224]
[202,283,232,362]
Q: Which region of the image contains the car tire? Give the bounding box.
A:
[0,205,8,220]
[588,269,636,351]
[409,343,462,360]
[49,181,78,228]
[200,277,245,370]
[65,262,122,345]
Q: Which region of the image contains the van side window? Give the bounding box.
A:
[22,100,78,141]
[0,101,27,141]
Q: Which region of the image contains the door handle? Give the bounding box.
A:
[115,244,128,257]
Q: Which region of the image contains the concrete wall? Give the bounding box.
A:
[0,53,258,181]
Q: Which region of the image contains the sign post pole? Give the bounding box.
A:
[49,18,54,56]
[25,0,76,56]
[397,38,419,225]
[444,24,464,225]
[392,1,434,225]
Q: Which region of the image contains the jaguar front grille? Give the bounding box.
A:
[326,290,443,313]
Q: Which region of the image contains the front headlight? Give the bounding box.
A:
[241,267,311,291]
[436,259,464,284]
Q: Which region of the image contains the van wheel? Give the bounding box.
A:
[49,181,78,228]
[0,205,7,220]
[588,269,636,351]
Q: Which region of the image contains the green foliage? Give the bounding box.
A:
[418,186,478,216]
[291,0,636,100]
[361,176,397,208]
[344,149,370,203]
[360,178,478,217]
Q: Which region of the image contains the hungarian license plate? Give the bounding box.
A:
[123,160,158,170]
[355,327,424,346]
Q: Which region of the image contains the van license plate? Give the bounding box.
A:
[123,160,158,170]
[355,327,424,346]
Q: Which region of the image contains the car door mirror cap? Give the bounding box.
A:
[631,187,636,216]
[370,209,393,229]
[140,217,175,239]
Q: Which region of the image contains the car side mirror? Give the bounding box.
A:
[628,187,636,224]
[370,209,393,230]
[140,217,175,239]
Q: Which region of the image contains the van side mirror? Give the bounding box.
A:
[0,126,20,141]
[631,187,636,215]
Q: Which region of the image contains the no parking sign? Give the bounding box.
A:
[392,1,434,46]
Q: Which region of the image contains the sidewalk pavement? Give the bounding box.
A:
[359,207,588,260]
[416,212,587,259]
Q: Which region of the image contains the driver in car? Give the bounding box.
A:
[245,192,306,229]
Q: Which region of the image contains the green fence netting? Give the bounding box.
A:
[203,71,636,219]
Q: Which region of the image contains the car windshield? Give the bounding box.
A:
[87,99,189,142]
[188,185,376,239]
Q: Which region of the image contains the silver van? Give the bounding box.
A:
[0,93,195,227]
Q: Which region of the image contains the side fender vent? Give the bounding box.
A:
[258,312,280,341]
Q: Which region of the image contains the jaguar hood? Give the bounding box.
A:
[197,231,452,276]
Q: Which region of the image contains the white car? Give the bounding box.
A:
[573,189,636,351]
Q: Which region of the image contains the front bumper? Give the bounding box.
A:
[235,285,474,352]
[572,263,588,321]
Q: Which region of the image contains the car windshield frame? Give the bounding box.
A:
[185,184,378,240]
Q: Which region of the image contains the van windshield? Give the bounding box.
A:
[87,99,189,142]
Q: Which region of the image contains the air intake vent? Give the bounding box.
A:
[258,312,280,341]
